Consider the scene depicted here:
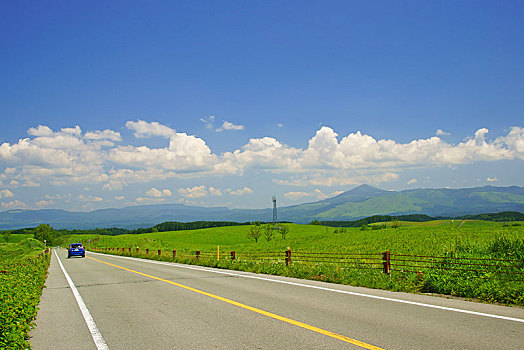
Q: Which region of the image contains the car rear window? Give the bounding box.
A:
[70,244,83,248]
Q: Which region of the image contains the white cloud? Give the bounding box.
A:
[407,178,417,185]
[208,187,223,196]
[78,194,103,202]
[296,126,519,171]
[274,171,400,187]
[114,196,125,200]
[27,125,53,137]
[277,123,284,128]
[85,129,122,141]
[0,189,14,198]
[227,187,253,196]
[284,189,343,200]
[0,200,25,209]
[216,121,245,132]
[36,200,54,207]
[486,177,498,182]
[1,122,522,201]
[178,185,208,198]
[145,187,172,198]
[436,129,450,136]
[125,120,175,138]
[284,191,313,200]
[109,132,215,172]
[200,116,215,129]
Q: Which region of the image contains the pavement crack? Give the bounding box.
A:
[75,279,156,288]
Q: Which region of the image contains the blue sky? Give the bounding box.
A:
[1,1,523,211]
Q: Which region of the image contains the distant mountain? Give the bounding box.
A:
[278,185,524,222]
[1,185,523,229]
[0,204,270,230]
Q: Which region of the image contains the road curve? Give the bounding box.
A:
[30,250,524,349]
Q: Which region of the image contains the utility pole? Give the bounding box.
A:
[272,195,278,228]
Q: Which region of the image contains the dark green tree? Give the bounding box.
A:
[34,224,57,245]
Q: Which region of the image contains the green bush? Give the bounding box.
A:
[0,240,50,349]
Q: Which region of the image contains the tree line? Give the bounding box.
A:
[314,211,524,227]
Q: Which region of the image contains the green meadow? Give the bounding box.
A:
[61,220,524,306]
[66,220,522,256]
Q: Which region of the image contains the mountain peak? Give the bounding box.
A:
[352,184,378,190]
[324,184,389,205]
[348,184,388,195]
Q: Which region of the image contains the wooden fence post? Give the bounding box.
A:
[146,248,149,255]
[196,250,200,259]
[231,251,236,260]
[285,248,291,266]
[173,249,176,258]
[158,249,162,256]
[382,251,391,274]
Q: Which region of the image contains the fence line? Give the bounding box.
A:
[93,247,523,282]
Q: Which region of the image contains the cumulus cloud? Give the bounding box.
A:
[436,129,450,136]
[27,125,53,137]
[486,177,498,182]
[407,178,417,185]
[0,189,14,198]
[297,126,520,170]
[208,187,223,196]
[109,132,215,172]
[216,121,245,132]
[85,129,122,141]
[126,120,175,138]
[145,187,172,197]
[1,122,522,198]
[178,185,208,198]
[36,200,54,207]
[0,200,25,209]
[227,187,253,196]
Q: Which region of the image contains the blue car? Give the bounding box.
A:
[68,243,85,258]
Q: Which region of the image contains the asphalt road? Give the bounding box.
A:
[30,249,524,349]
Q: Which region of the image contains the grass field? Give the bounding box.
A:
[0,233,34,244]
[64,220,522,255]
[59,220,524,306]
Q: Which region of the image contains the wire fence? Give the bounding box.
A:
[94,247,524,282]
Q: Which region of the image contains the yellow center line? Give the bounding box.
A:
[87,256,385,350]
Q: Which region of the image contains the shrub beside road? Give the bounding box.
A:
[0,239,50,349]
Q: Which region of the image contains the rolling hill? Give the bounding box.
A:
[1,185,523,229]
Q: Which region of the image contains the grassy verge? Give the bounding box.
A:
[0,239,51,349]
[62,220,524,306]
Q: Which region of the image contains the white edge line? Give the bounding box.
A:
[89,251,524,324]
[54,250,109,350]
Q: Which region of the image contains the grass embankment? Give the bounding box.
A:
[0,239,50,349]
[63,220,524,305]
